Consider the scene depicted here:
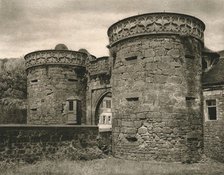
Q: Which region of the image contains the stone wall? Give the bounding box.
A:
[86,57,112,125]
[25,49,88,125]
[0,125,98,163]
[109,35,203,162]
[203,88,224,162]
[108,12,205,162]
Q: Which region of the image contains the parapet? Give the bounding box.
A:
[24,48,89,70]
[107,12,205,47]
[87,56,111,76]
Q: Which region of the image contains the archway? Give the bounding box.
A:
[95,92,112,131]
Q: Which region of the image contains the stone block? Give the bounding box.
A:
[122,121,134,127]
[138,126,148,135]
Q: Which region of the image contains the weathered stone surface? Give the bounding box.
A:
[26,65,86,125]
[0,125,99,162]
[109,13,204,162]
[203,89,224,162]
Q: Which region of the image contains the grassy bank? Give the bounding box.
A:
[1,157,224,175]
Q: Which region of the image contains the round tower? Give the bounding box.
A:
[24,44,89,125]
[107,13,205,162]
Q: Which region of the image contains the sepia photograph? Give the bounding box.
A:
[0,0,224,174]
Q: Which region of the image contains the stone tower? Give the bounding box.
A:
[107,13,205,162]
[24,44,88,125]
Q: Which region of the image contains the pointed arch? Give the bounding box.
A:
[94,92,112,125]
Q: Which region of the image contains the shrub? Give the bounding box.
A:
[53,144,105,161]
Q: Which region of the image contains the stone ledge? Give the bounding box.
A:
[24,50,89,69]
[0,124,98,128]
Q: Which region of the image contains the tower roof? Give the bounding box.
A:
[55,44,68,50]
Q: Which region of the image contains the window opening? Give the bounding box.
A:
[206,100,217,120]
[106,100,111,108]
[69,101,74,111]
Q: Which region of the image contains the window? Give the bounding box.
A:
[103,115,106,124]
[68,101,74,111]
[31,79,38,83]
[106,100,111,108]
[108,116,111,124]
[68,78,77,82]
[206,100,217,120]
[126,97,139,101]
[125,56,137,61]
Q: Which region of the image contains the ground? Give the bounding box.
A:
[1,157,224,175]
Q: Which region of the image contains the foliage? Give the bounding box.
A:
[53,144,105,161]
[0,58,27,124]
[0,58,27,99]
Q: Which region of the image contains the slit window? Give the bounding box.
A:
[69,101,74,111]
[206,100,217,120]
[31,108,37,111]
[126,97,139,101]
[68,78,77,82]
[125,56,137,61]
[31,79,38,83]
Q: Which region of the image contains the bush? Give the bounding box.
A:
[0,58,27,124]
[53,144,106,161]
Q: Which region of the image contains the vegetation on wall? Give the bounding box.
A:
[0,58,27,124]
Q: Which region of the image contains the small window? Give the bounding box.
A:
[126,97,139,101]
[68,78,77,82]
[106,100,111,108]
[69,101,74,111]
[206,100,217,120]
[125,56,137,61]
[108,116,111,124]
[103,115,106,124]
[31,79,38,83]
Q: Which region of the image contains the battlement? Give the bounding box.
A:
[24,49,89,70]
[107,12,205,47]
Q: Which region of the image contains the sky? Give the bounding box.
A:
[0,0,223,58]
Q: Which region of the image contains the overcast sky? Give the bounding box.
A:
[0,0,223,58]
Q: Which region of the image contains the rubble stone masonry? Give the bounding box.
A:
[0,125,98,163]
[108,13,205,162]
[203,89,224,162]
[25,50,87,125]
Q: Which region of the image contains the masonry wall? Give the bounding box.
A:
[110,35,203,162]
[0,125,98,163]
[203,89,224,162]
[27,65,86,125]
[86,57,112,125]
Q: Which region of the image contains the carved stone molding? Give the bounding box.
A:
[24,50,88,69]
[107,13,205,47]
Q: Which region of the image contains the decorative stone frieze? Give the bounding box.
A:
[108,12,205,47]
[24,50,88,70]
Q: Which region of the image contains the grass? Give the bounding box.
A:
[1,157,224,175]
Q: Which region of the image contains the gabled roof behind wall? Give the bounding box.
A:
[202,50,224,86]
